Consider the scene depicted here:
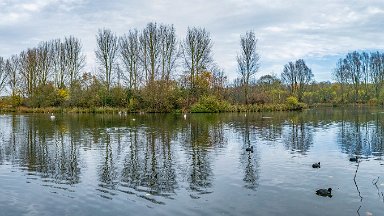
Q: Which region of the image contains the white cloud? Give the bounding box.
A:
[0,0,54,25]
[1,0,384,81]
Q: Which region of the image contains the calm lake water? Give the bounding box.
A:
[1,108,384,216]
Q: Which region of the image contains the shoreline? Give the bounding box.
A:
[0,103,308,114]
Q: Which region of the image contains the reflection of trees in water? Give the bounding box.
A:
[180,115,227,193]
[121,129,142,189]
[240,119,259,190]
[209,123,227,149]
[282,117,313,154]
[4,110,384,204]
[97,114,226,200]
[338,113,384,156]
[370,115,384,155]
[228,113,284,143]
[120,126,177,196]
[0,114,221,201]
[0,113,254,201]
[98,133,118,189]
[0,116,16,164]
[25,116,81,185]
[0,115,81,185]
[243,153,258,189]
[257,119,283,142]
[187,120,213,192]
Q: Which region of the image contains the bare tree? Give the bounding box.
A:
[345,51,362,102]
[159,24,178,82]
[237,30,260,104]
[120,29,139,90]
[36,41,54,86]
[370,52,384,98]
[138,29,148,84]
[95,28,119,91]
[210,65,227,98]
[64,36,86,87]
[0,56,8,94]
[281,59,313,101]
[296,59,313,101]
[360,52,370,100]
[19,49,38,97]
[5,55,20,97]
[49,37,85,89]
[182,27,213,89]
[281,61,296,95]
[135,22,178,85]
[51,39,66,88]
[140,22,161,83]
[333,58,349,103]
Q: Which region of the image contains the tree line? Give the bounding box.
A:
[0,23,226,111]
[0,22,384,112]
[0,36,85,107]
[333,51,384,103]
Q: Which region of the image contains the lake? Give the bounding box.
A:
[0,108,384,216]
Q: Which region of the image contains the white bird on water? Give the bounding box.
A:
[50,113,55,120]
[183,114,187,120]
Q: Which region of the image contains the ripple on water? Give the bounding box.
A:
[1,111,384,215]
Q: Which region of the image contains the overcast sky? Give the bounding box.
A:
[1,0,384,82]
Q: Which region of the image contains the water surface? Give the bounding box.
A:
[0,108,384,215]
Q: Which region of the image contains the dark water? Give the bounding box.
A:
[0,108,384,216]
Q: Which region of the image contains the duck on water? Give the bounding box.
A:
[312,162,320,168]
[246,146,254,153]
[316,188,332,197]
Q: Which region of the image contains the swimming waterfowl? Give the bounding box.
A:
[50,113,55,120]
[316,188,332,197]
[349,156,359,162]
[312,162,320,168]
[246,146,254,153]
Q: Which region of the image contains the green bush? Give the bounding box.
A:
[285,96,308,110]
[28,83,58,107]
[191,95,231,113]
[68,78,103,108]
[286,96,299,106]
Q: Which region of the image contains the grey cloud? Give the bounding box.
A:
[1,0,384,81]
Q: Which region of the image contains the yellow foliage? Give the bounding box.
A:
[286,96,299,106]
[58,88,69,100]
[196,71,212,89]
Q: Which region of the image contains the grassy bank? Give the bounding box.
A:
[0,95,308,114]
[0,103,307,114]
[0,106,126,114]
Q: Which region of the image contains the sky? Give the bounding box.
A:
[1,0,384,82]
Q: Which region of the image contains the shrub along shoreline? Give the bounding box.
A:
[0,96,307,114]
[0,105,306,114]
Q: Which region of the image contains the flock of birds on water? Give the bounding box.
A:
[50,112,188,122]
[49,112,362,199]
[246,145,361,198]
[311,156,360,197]
[312,156,359,197]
